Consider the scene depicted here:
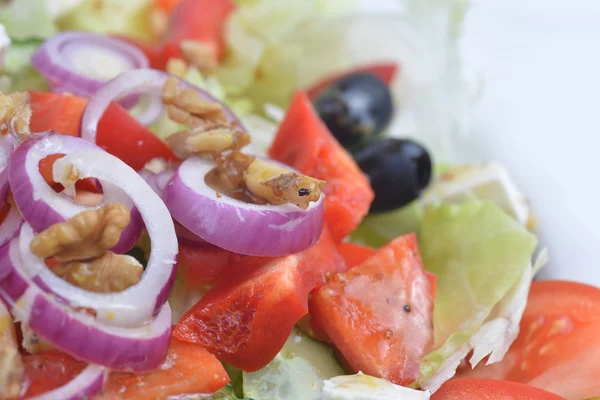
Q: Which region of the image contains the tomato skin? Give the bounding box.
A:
[337,242,376,268]
[21,337,228,399]
[432,379,565,400]
[310,233,433,386]
[176,244,237,286]
[29,91,177,171]
[269,92,374,242]
[306,63,399,100]
[458,281,600,400]
[174,228,346,371]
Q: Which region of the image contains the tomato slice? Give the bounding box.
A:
[174,228,346,371]
[309,233,433,386]
[306,63,399,100]
[269,92,374,242]
[177,244,233,286]
[457,281,600,400]
[29,91,177,171]
[432,378,565,400]
[22,337,228,399]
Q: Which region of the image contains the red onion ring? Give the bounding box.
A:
[31,31,149,100]
[27,365,107,400]
[0,237,172,372]
[9,133,142,254]
[12,140,177,327]
[163,156,325,256]
[0,135,15,202]
[81,69,243,145]
[0,205,23,248]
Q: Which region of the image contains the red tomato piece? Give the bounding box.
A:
[22,337,228,399]
[177,244,234,286]
[174,228,346,371]
[432,378,565,400]
[153,0,181,14]
[309,233,433,386]
[269,91,374,242]
[306,63,399,100]
[38,153,101,194]
[29,91,177,171]
[457,281,600,400]
[337,242,376,268]
[29,91,88,136]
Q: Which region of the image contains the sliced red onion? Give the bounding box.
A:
[28,365,107,400]
[0,205,23,247]
[81,69,243,145]
[0,237,172,372]
[163,156,325,256]
[139,164,175,200]
[31,31,149,100]
[9,133,142,254]
[14,141,177,327]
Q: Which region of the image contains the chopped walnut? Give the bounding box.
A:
[180,40,218,75]
[166,128,251,159]
[162,77,227,126]
[166,58,189,79]
[0,91,31,139]
[213,152,255,190]
[244,159,325,209]
[30,203,131,262]
[0,310,23,398]
[53,252,143,293]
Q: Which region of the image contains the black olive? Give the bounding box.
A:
[354,138,432,213]
[314,73,393,149]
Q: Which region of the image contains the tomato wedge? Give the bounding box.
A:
[269,92,374,242]
[432,379,565,400]
[177,244,234,286]
[309,233,433,386]
[306,63,399,100]
[174,228,346,371]
[457,281,600,400]
[29,91,177,171]
[22,337,229,399]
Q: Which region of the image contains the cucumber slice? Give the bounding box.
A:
[243,328,344,400]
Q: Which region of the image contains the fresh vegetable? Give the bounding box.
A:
[176,244,233,286]
[29,91,177,170]
[0,236,173,371]
[458,281,600,400]
[306,63,399,100]
[418,201,538,391]
[354,138,432,213]
[0,0,57,41]
[269,91,374,242]
[22,337,229,399]
[0,203,23,248]
[57,0,153,41]
[10,135,143,256]
[310,233,433,386]
[432,379,565,400]
[164,155,325,257]
[337,242,377,268]
[174,228,346,371]
[314,72,393,149]
[32,31,149,98]
[243,328,345,400]
[0,40,49,93]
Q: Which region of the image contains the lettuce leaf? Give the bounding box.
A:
[0,40,48,92]
[0,0,57,40]
[418,201,538,391]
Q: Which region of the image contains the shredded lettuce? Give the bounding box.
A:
[0,40,48,92]
[0,0,57,40]
[418,201,538,391]
[57,0,153,41]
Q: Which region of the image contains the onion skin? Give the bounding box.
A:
[164,156,325,256]
[0,237,172,372]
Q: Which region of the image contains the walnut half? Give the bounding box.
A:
[0,91,31,139]
[30,203,131,262]
[0,310,23,398]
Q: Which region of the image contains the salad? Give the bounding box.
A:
[0,1,598,400]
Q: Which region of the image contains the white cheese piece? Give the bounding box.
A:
[421,162,530,226]
[321,373,431,400]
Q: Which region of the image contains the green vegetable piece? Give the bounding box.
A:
[243,328,344,400]
[0,0,57,40]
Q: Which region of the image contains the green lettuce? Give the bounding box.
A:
[0,40,48,92]
[0,0,57,40]
[418,201,538,391]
